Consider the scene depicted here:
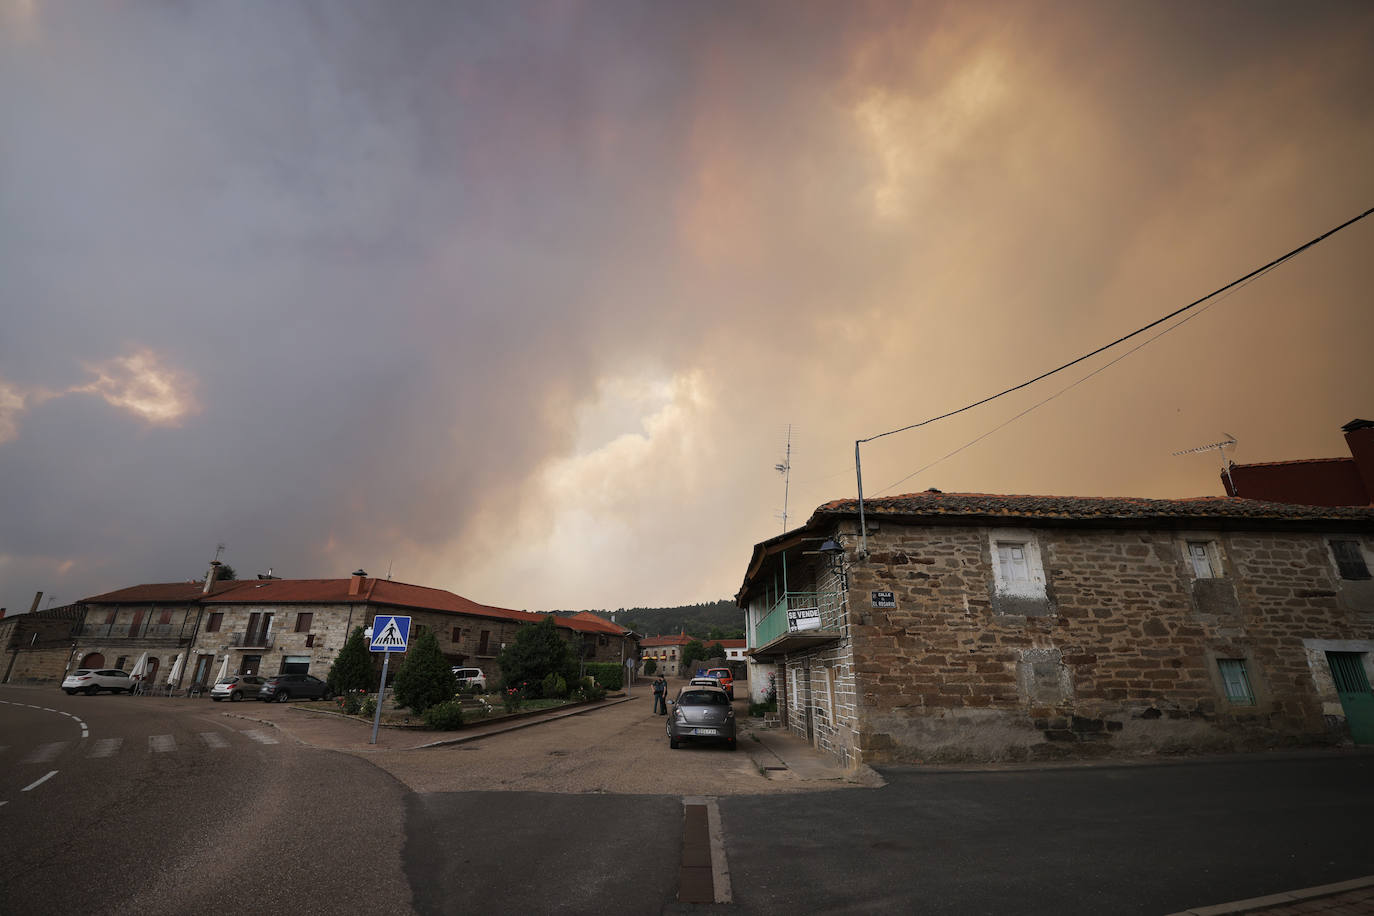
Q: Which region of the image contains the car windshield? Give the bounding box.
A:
[679,690,729,706]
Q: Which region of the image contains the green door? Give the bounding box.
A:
[1326,652,1374,746]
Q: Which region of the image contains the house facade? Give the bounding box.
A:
[640,634,694,677]
[739,492,1374,767]
[0,603,84,684]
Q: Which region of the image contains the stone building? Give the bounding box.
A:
[0,603,85,684]
[640,633,695,677]
[738,491,1374,767]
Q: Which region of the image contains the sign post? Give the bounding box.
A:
[368,615,411,745]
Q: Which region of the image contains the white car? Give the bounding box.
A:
[62,669,134,695]
[451,667,487,690]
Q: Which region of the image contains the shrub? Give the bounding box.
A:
[642,658,657,676]
[502,684,526,712]
[749,699,777,717]
[328,627,374,694]
[391,630,458,714]
[497,616,576,696]
[361,695,378,718]
[342,692,363,715]
[584,662,623,690]
[573,677,607,702]
[541,672,568,699]
[423,699,465,730]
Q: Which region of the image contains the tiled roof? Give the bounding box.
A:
[810,491,1374,524]
[640,634,695,647]
[81,582,239,603]
[558,612,632,635]
[1230,457,1354,470]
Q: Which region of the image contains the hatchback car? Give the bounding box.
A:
[451,667,487,690]
[257,673,331,702]
[209,674,266,702]
[62,669,134,695]
[667,684,737,750]
[704,667,735,700]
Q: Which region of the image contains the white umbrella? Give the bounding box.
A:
[166,653,183,687]
[129,652,149,680]
[215,654,230,683]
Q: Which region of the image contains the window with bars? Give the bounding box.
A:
[1217,658,1256,705]
[1330,540,1371,580]
[1187,541,1220,578]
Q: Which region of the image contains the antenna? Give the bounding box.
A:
[386,558,394,580]
[212,542,226,563]
[1173,433,1238,495]
[775,424,793,532]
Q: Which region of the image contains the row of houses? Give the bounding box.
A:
[737,419,1374,766]
[3,569,639,691]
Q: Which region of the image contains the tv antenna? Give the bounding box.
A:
[775,425,793,532]
[1173,433,1238,495]
[212,542,226,563]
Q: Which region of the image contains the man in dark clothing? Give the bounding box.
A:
[652,675,667,715]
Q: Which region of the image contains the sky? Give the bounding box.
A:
[2,0,1372,614]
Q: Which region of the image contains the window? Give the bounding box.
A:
[281,655,311,675]
[1187,541,1219,578]
[295,612,313,633]
[478,630,490,655]
[996,542,1032,584]
[1217,659,1255,705]
[452,626,461,642]
[105,609,117,625]
[205,612,223,633]
[158,609,173,625]
[1330,540,1371,580]
[116,656,128,669]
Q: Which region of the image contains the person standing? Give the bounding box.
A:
[652,674,667,715]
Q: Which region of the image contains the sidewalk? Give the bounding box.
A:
[1168,877,1374,915]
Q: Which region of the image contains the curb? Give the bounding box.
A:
[1166,875,1374,915]
[414,695,636,748]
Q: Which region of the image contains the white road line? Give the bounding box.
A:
[199,732,228,749]
[21,742,68,764]
[22,771,58,792]
[148,735,176,753]
[88,738,123,758]
[242,729,278,745]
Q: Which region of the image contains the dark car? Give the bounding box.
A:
[666,684,737,750]
[257,673,331,703]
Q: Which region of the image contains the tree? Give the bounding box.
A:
[642,658,657,676]
[217,564,238,581]
[679,639,709,674]
[706,641,727,662]
[327,626,373,694]
[391,629,457,714]
[497,615,576,697]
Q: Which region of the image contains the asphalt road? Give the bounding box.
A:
[0,685,411,915]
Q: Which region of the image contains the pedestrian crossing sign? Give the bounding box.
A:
[369,615,411,652]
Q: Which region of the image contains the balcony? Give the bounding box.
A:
[750,591,842,661]
[229,631,274,650]
[73,622,190,644]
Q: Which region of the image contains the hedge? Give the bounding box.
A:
[584,662,624,691]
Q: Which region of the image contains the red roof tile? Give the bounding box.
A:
[81,581,240,603]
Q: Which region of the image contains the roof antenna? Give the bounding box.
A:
[386,558,394,580]
[775,424,793,532]
[1173,433,1238,495]
[212,542,226,563]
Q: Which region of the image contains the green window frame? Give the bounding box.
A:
[1218,658,1255,705]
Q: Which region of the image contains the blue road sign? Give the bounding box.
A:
[370,615,411,653]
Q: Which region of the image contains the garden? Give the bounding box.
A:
[323,616,618,731]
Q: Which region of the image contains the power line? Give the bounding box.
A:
[853,204,1374,552]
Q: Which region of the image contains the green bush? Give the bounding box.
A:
[497,616,576,697]
[584,662,623,690]
[541,672,569,698]
[423,699,465,730]
[342,692,363,715]
[573,677,606,702]
[502,686,524,713]
[749,699,777,717]
[361,695,378,718]
[328,627,374,694]
[642,658,657,676]
[391,629,458,714]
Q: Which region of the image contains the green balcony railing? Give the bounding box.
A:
[754,591,820,646]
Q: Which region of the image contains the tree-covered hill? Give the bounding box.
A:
[547,599,744,639]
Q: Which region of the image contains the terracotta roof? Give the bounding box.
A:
[81,581,240,604]
[557,612,633,635]
[811,491,1374,524]
[640,634,695,647]
[1230,457,1354,470]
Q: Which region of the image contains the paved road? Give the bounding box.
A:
[0,686,410,915]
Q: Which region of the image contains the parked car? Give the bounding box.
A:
[704,667,735,700]
[257,673,331,703]
[451,667,487,690]
[209,674,266,702]
[667,684,737,750]
[62,669,134,695]
[687,677,719,689]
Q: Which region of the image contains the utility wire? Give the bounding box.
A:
[858,205,1374,447]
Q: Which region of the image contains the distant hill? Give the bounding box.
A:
[548,599,744,639]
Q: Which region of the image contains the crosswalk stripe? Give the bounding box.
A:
[149,735,176,753]
[21,742,67,764]
[242,729,278,745]
[199,732,228,749]
[89,738,123,758]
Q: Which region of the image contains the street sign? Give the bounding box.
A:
[369,615,411,653]
[871,591,896,609]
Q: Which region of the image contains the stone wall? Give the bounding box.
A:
[846,522,1374,764]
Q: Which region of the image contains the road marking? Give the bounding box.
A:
[199,732,228,749]
[149,735,176,753]
[242,729,278,745]
[22,771,58,792]
[0,701,88,740]
[680,796,732,904]
[88,738,123,758]
[21,742,68,764]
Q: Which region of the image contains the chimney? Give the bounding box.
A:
[29,591,43,615]
[203,560,221,595]
[349,569,368,596]
[1342,419,1374,504]
[0,608,6,620]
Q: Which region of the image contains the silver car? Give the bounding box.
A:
[666,684,737,750]
[62,669,134,695]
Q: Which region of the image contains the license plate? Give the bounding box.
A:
[693,728,718,736]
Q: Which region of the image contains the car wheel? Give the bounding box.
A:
[85,686,99,696]
[276,691,290,703]
[669,736,680,749]
[726,738,737,751]
[321,690,332,702]
[65,689,77,695]
[212,697,222,702]
[230,691,241,702]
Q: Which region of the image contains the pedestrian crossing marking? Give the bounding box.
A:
[200,732,228,749]
[21,742,67,764]
[89,738,122,758]
[242,729,278,745]
[149,734,176,753]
